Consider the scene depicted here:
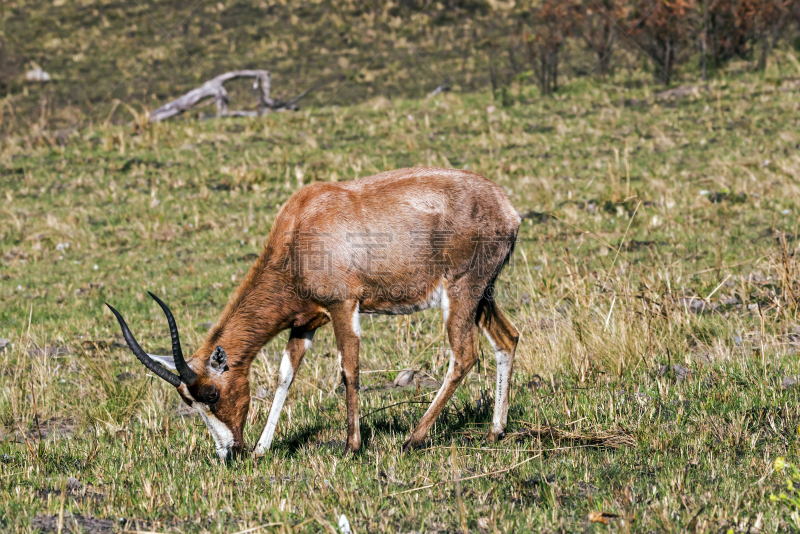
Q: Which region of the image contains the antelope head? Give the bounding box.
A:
[106,293,249,462]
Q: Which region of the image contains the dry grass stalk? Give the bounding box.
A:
[515,422,637,449]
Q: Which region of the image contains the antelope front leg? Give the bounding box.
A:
[402,295,478,452]
[330,301,362,453]
[253,328,315,457]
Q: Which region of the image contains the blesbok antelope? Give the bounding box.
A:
[108,167,520,461]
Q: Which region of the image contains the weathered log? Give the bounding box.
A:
[148,70,311,122]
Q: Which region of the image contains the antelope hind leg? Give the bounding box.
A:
[477,298,519,442]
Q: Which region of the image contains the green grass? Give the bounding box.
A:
[0,0,506,138]
[2,72,800,532]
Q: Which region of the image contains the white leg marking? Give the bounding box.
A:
[337,351,343,374]
[254,351,295,456]
[440,285,450,326]
[181,384,234,460]
[351,302,360,338]
[254,331,315,456]
[483,328,512,434]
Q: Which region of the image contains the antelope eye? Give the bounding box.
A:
[200,386,219,404]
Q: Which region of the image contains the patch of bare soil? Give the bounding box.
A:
[31,514,118,533]
[4,417,75,445]
[37,417,76,440]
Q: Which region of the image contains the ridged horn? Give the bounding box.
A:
[148,292,198,386]
[106,303,181,388]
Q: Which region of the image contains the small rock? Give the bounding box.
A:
[393,370,415,388]
[25,68,51,82]
[675,298,715,314]
[198,321,214,330]
[657,363,692,383]
[66,477,81,492]
[254,386,270,399]
[782,377,798,390]
[418,376,441,389]
[721,297,740,306]
[0,339,9,352]
[116,372,136,382]
[520,291,531,306]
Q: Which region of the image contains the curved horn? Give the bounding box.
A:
[106,303,181,388]
[148,292,198,386]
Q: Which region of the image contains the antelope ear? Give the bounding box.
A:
[209,345,228,373]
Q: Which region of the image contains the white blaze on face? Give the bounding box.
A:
[181,384,234,460]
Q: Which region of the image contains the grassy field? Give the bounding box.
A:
[0,0,519,139]
[2,70,800,532]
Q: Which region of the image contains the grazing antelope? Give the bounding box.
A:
[108,167,520,461]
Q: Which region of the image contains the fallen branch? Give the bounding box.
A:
[148,70,313,122]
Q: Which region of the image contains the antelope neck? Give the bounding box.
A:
[202,277,294,370]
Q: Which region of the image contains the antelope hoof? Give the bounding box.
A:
[344,440,361,455]
[485,430,506,443]
[401,436,422,453]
